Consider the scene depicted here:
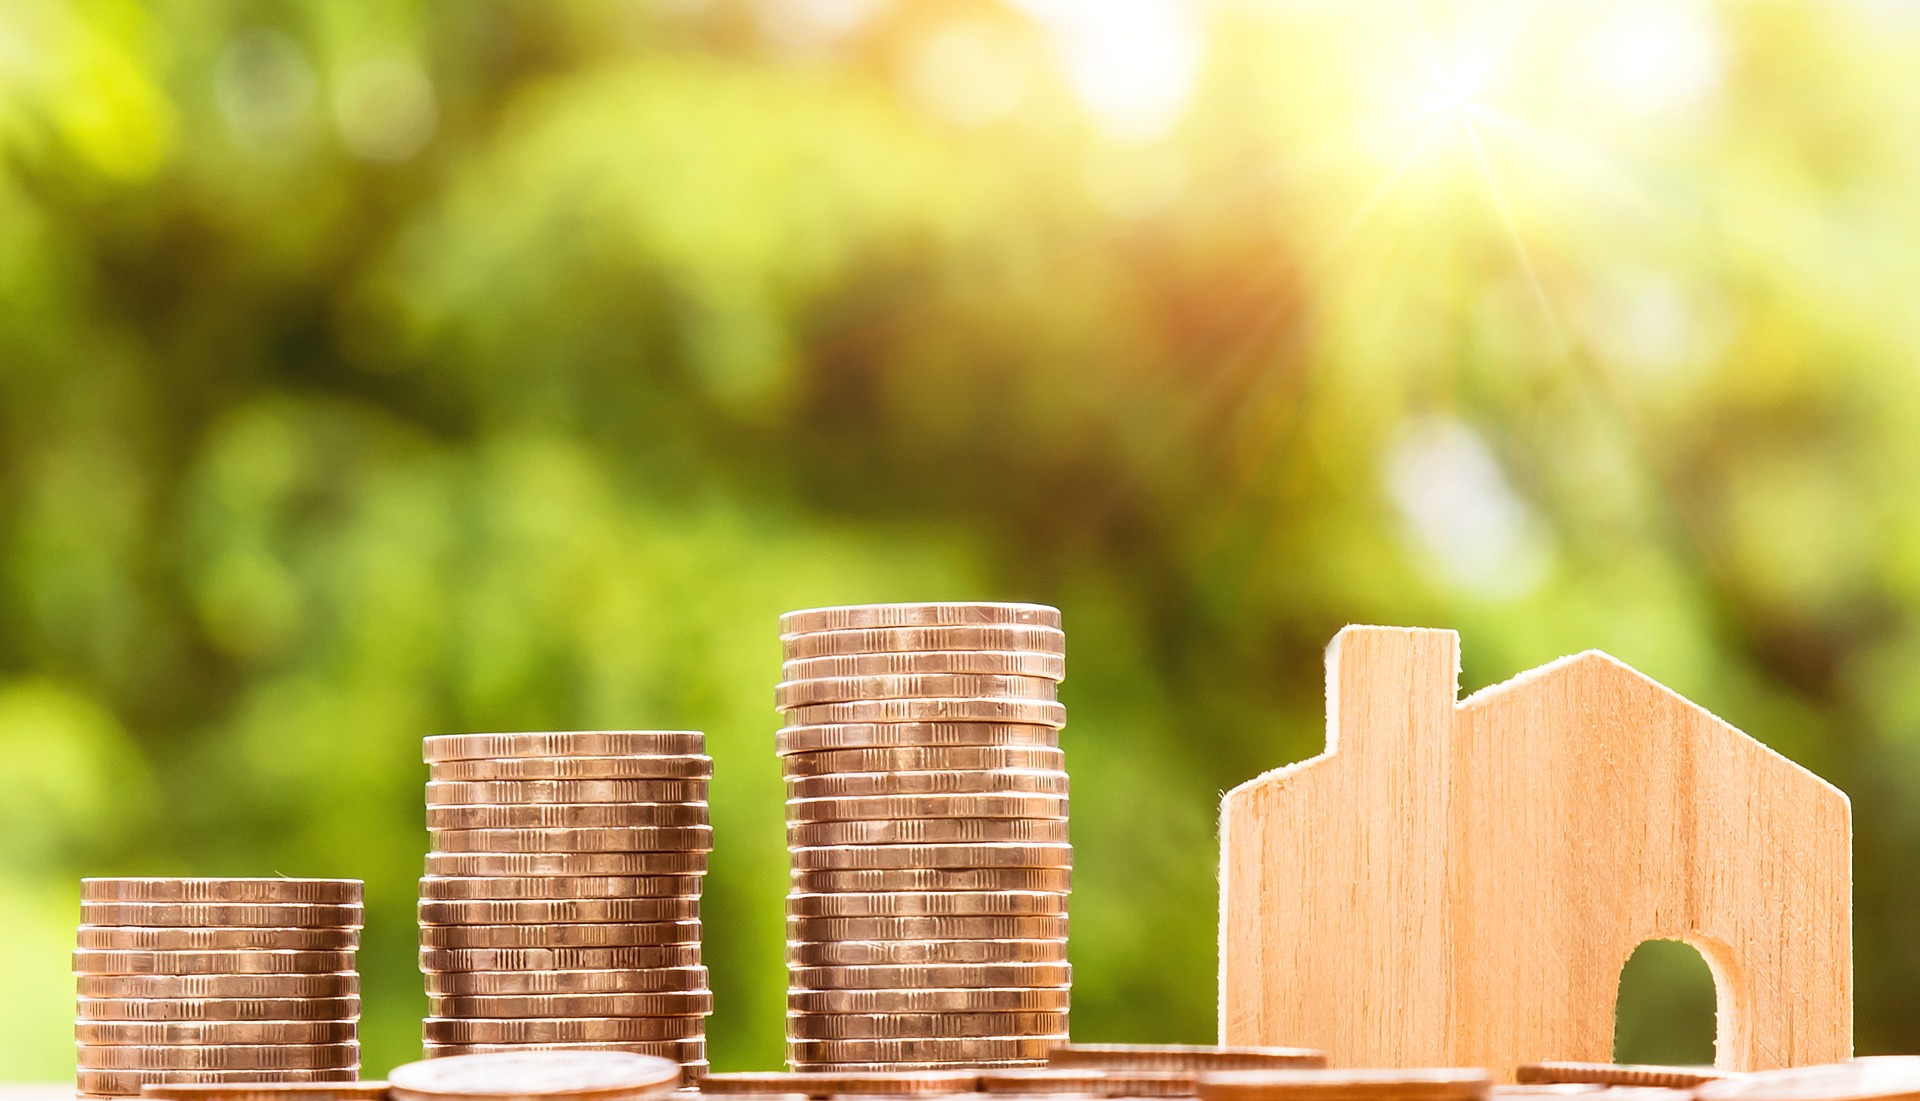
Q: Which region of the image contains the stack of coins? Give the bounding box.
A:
[777,603,1070,1072]
[74,878,363,1099]
[419,732,713,1075]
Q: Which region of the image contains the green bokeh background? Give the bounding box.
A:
[3,0,1916,1078]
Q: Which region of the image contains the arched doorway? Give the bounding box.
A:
[1614,939,1717,1064]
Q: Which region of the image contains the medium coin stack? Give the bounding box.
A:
[74,877,363,1099]
[777,602,1070,1072]
[420,732,714,1074]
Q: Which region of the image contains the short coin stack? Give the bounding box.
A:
[73,877,363,1098]
[420,732,714,1074]
[777,602,1070,1071]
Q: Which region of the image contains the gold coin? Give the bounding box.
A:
[78,1043,360,1071]
[788,963,1069,989]
[787,988,1071,1014]
[696,1071,979,1097]
[788,819,1069,847]
[422,1017,705,1044]
[785,1011,1069,1040]
[424,852,707,877]
[1049,1044,1326,1073]
[141,1083,390,1101]
[141,1076,389,1091]
[785,768,1065,799]
[784,1036,1058,1063]
[416,1041,705,1061]
[778,726,1061,758]
[419,898,698,924]
[76,1020,357,1045]
[775,674,1059,709]
[783,699,1065,728]
[419,921,703,949]
[419,875,704,900]
[81,902,364,929]
[1692,1061,1920,1101]
[419,945,702,972]
[1519,1065,1731,1090]
[82,880,362,906]
[430,826,714,854]
[787,915,1068,941]
[977,1068,1193,1096]
[387,1048,683,1101]
[75,973,358,999]
[431,757,712,782]
[786,892,1066,918]
[787,1060,1037,1072]
[791,868,1071,893]
[73,949,358,976]
[781,747,1064,777]
[426,991,712,1018]
[783,652,1066,682]
[77,927,361,951]
[79,996,359,1022]
[426,803,709,830]
[1196,1069,1493,1101]
[782,625,1064,659]
[780,603,1060,635]
[423,967,708,997]
[786,939,1067,968]
[424,731,706,762]
[785,794,1068,822]
[788,843,1073,871]
[427,780,707,806]
[77,1070,356,1096]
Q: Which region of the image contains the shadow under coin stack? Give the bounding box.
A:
[777,602,1070,1072]
[420,732,714,1074]
[73,877,363,1099]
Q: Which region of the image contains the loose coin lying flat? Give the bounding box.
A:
[785,1011,1070,1039]
[81,903,364,929]
[423,967,708,997]
[781,747,1065,777]
[784,699,1066,728]
[781,603,1061,634]
[426,992,712,1018]
[1517,1065,1730,1089]
[786,892,1066,918]
[418,875,704,900]
[781,625,1065,659]
[74,949,358,976]
[427,803,710,830]
[788,844,1074,871]
[1196,1069,1492,1101]
[788,819,1069,847]
[1049,1044,1326,1072]
[420,946,703,972]
[80,995,360,1021]
[782,652,1066,681]
[82,879,362,905]
[1695,1058,1920,1101]
[429,827,714,854]
[976,1068,1195,1096]
[141,1083,390,1101]
[787,939,1068,968]
[786,795,1069,822]
[75,1019,358,1045]
[431,757,713,783]
[425,732,706,762]
[427,780,708,806]
[387,1050,682,1101]
[77,926,361,951]
[423,1018,706,1044]
[424,852,707,877]
[695,1071,979,1097]
[420,898,699,924]
[787,963,1070,989]
[78,1070,355,1096]
[791,868,1072,894]
[420,922,703,950]
[74,973,358,1000]
[787,915,1069,941]
[784,1036,1058,1063]
[776,674,1060,709]
[77,1043,360,1071]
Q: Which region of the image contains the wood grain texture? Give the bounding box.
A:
[1219,626,1851,1078]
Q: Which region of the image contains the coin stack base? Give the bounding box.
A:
[74,878,364,1099]
[777,604,1071,1071]
[421,732,714,1076]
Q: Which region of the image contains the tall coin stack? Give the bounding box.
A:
[74,878,363,1099]
[420,731,714,1076]
[777,602,1071,1072]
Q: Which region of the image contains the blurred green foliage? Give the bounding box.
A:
[4,0,1920,1079]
